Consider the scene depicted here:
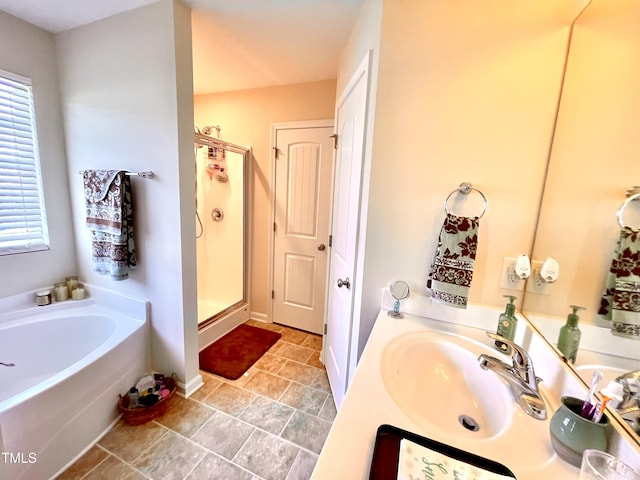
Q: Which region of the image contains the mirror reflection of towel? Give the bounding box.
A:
[83,170,136,281]
[598,227,640,339]
[427,214,480,309]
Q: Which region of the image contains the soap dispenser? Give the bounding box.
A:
[495,295,517,355]
[557,305,585,364]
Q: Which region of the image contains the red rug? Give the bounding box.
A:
[199,324,281,380]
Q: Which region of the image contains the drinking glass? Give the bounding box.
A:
[579,449,640,480]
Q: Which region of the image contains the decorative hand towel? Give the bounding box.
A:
[83,170,136,281]
[598,227,640,339]
[427,213,480,308]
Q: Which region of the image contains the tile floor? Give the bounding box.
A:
[57,320,336,480]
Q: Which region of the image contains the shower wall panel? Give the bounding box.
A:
[196,148,244,323]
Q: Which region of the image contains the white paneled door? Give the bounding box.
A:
[273,124,334,334]
[325,55,370,408]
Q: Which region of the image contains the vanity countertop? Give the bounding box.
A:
[311,309,580,479]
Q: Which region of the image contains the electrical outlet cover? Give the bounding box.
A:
[500,257,525,291]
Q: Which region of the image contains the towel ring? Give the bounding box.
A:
[617,192,640,229]
[444,182,488,219]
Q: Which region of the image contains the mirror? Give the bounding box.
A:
[520,0,640,440]
[388,281,410,319]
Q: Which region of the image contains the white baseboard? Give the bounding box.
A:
[250,311,268,322]
[181,373,204,398]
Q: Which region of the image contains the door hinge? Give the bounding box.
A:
[273,146,279,159]
[328,234,332,248]
[272,290,275,299]
[273,222,276,232]
[329,133,338,149]
[324,323,327,335]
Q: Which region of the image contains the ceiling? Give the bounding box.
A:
[0,0,365,94]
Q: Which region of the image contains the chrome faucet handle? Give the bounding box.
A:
[615,372,640,409]
[484,332,538,386]
[484,332,528,367]
[615,370,640,383]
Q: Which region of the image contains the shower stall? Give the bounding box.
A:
[194,127,251,345]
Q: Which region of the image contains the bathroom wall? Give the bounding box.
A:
[55,0,201,391]
[341,0,588,359]
[0,11,77,296]
[194,80,337,320]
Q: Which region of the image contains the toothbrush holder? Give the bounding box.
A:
[549,396,609,467]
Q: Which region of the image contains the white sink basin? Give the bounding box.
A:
[381,330,512,439]
[380,328,558,471]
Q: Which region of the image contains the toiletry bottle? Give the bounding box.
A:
[128,388,139,408]
[495,295,517,355]
[557,305,585,364]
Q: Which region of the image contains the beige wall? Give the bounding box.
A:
[347,0,588,357]
[194,80,337,318]
[0,11,77,296]
[56,0,199,388]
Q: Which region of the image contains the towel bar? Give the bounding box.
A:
[444,182,488,219]
[617,192,640,229]
[79,170,154,178]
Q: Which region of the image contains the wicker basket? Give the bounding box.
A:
[118,375,177,426]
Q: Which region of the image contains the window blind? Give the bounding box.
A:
[0,69,49,255]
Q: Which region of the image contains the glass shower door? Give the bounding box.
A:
[195,142,248,326]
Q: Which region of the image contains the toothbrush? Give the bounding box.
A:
[580,370,603,419]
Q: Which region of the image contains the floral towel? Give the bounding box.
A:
[83,170,136,281]
[427,214,480,309]
[598,227,640,339]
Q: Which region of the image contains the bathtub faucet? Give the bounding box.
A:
[0,362,15,367]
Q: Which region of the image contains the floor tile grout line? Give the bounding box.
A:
[250,355,331,394]
[156,400,313,469]
[152,397,323,477]
[100,420,254,480]
[143,419,263,478]
[228,420,322,476]
[203,361,330,401]
[96,436,160,479]
[188,386,329,441]
[182,448,257,480]
[198,361,333,420]
[73,446,113,480]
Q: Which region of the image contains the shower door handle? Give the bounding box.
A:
[337,277,351,290]
[317,243,326,251]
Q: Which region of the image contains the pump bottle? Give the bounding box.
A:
[495,295,517,355]
[557,305,585,364]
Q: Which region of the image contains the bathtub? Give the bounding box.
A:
[0,287,149,480]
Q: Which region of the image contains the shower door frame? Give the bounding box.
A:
[194,132,252,349]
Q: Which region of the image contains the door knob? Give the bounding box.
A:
[317,243,326,251]
[337,277,351,289]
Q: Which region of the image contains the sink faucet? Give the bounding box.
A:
[613,370,640,433]
[478,332,547,420]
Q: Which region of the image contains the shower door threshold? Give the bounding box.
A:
[197,300,251,351]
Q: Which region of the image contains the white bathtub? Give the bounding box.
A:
[0,287,149,480]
